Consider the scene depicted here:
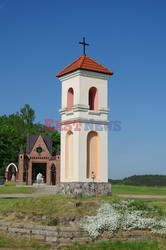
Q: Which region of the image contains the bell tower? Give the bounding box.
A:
[56,40,113,193]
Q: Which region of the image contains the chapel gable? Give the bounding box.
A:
[26,135,52,157]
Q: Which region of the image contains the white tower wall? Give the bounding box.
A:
[59,69,110,183]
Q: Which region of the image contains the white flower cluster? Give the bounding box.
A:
[80,203,121,238]
[80,200,166,238]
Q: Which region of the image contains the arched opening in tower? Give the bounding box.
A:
[87,131,100,179]
[67,87,74,111]
[89,87,98,111]
[65,131,74,178]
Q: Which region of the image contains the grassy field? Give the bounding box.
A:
[0,195,165,224]
[0,234,165,250]
[0,233,50,249]
[0,183,165,221]
[1,182,166,195]
[0,195,107,219]
[0,183,165,249]
[0,182,36,194]
[67,239,166,250]
[112,184,166,195]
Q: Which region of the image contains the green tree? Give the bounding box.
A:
[18,104,35,126]
[43,130,60,155]
[0,105,60,177]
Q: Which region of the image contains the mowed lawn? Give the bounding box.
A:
[1,182,166,195]
[0,182,36,194]
[112,184,166,195]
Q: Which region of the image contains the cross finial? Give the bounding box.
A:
[79,37,89,55]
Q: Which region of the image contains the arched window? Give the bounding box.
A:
[65,131,74,178]
[89,87,98,111]
[67,88,74,111]
[87,131,100,179]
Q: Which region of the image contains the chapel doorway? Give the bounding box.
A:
[32,163,47,184]
[51,165,56,185]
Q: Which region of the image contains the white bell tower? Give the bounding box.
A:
[56,42,113,186]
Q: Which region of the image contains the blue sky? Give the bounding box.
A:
[0,0,166,179]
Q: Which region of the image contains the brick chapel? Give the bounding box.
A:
[5,134,60,185]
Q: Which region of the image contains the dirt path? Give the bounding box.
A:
[116,194,166,199]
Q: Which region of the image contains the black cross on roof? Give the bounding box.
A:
[79,37,89,55]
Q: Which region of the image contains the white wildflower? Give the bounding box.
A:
[79,201,166,238]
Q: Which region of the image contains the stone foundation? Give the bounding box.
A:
[56,182,111,197]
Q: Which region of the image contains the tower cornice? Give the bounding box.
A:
[58,69,111,81]
[60,117,110,125]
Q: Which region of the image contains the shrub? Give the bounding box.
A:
[0,176,5,185]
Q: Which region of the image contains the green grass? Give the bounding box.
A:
[145,199,166,215]
[0,184,165,224]
[0,234,51,249]
[0,195,101,218]
[112,184,166,195]
[0,194,165,224]
[0,185,165,248]
[1,182,166,196]
[0,182,36,194]
[0,234,165,250]
[66,239,166,250]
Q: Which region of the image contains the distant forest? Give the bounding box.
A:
[109,175,166,187]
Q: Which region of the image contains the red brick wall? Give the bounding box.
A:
[18,154,24,185]
[18,135,60,185]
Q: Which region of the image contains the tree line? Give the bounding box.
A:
[109,175,166,187]
[0,104,60,177]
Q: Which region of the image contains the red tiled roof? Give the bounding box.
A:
[56,55,113,77]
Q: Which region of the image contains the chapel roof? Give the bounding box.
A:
[19,147,24,154]
[26,135,52,154]
[56,55,113,77]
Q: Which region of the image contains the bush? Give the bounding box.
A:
[0,176,5,185]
